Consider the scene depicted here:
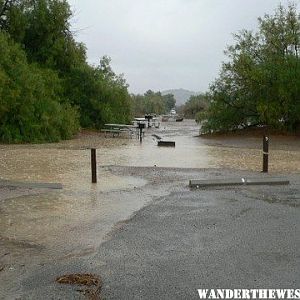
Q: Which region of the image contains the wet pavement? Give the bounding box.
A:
[0,120,299,299]
[1,166,299,299]
[96,170,300,300]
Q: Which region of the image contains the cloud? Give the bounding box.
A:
[68,0,297,93]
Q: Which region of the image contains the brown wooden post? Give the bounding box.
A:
[138,123,145,143]
[140,127,143,143]
[91,148,97,183]
[262,136,269,173]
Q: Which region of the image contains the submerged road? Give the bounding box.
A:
[6,166,299,300]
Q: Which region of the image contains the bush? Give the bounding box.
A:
[0,32,79,143]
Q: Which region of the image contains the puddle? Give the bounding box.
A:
[0,181,151,262]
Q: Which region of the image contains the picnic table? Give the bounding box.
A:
[133,117,160,128]
[102,124,135,138]
[133,118,147,123]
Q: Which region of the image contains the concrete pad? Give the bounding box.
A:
[245,178,290,186]
[0,179,63,189]
[189,177,289,188]
[189,178,244,187]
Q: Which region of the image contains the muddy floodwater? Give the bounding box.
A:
[0,120,299,298]
[1,120,300,183]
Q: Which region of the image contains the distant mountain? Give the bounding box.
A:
[161,89,198,106]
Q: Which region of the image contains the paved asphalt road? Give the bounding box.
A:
[96,172,300,299]
[6,167,300,300]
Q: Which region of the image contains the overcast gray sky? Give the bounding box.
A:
[68,0,298,94]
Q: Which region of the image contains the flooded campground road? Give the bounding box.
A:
[1,120,300,184]
[0,120,299,298]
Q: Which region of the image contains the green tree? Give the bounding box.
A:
[0,32,79,143]
[183,94,208,119]
[131,90,176,116]
[65,56,132,128]
[0,0,133,142]
[198,4,300,133]
[0,0,86,71]
[162,94,176,112]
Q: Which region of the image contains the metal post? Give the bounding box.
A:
[140,127,143,143]
[262,136,269,173]
[91,148,97,183]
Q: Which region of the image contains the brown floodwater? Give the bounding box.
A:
[1,120,299,186]
[0,120,299,295]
